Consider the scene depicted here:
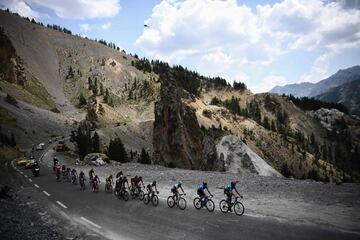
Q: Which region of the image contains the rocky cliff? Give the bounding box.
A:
[153,71,204,169]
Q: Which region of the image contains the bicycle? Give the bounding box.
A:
[117,187,130,201]
[167,193,186,210]
[71,175,77,185]
[144,191,159,207]
[91,180,99,193]
[63,172,70,182]
[79,177,86,190]
[193,195,215,212]
[130,186,144,200]
[219,196,245,216]
[105,181,113,193]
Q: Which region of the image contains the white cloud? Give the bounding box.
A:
[79,24,91,32]
[30,0,120,19]
[252,75,288,93]
[136,0,360,90]
[0,0,41,20]
[101,22,112,31]
[300,51,336,83]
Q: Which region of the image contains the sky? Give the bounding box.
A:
[1,0,360,93]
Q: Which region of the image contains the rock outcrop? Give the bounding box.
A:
[216,135,282,177]
[307,108,345,131]
[153,71,203,169]
[0,27,26,85]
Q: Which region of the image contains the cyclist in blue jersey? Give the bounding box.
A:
[197,182,212,201]
[224,181,242,211]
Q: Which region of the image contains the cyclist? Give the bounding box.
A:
[53,157,58,172]
[197,182,213,202]
[66,167,71,177]
[79,171,85,186]
[55,163,61,180]
[92,175,100,191]
[171,181,185,201]
[116,171,123,179]
[71,168,77,182]
[224,181,242,211]
[89,168,95,181]
[120,176,130,190]
[61,164,66,176]
[131,175,144,191]
[106,174,114,190]
[146,181,159,197]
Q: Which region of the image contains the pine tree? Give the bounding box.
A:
[88,77,93,90]
[108,138,128,163]
[139,148,151,164]
[78,93,87,107]
[92,132,100,152]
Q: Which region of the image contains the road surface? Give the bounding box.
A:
[9,142,360,240]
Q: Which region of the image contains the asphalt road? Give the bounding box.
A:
[10,142,360,240]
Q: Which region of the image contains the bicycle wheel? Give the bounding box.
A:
[206,199,215,212]
[131,189,137,199]
[219,200,229,213]
[152,195,159,207]
[234,202,245,216]
[178,197,187,210]
[144,194,150,205]
[193,197,202,210]
[167,196,175,208]
[123,191,129,201]
[139,190,144,200]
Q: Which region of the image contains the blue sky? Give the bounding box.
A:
[1,0,360,92]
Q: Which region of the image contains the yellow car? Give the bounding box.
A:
[16,158,30,166]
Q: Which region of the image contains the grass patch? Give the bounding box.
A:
[0,108,20,128]
[0,73,56,110]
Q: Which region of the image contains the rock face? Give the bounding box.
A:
[0,28,26,86]
[307,108,345,131]
[153,71,203,169]
[216,135,282,177]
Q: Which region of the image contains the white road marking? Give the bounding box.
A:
[34,184,39,188]
[29,179,33,182]
[80,217,102,229]
[43,191,51,197]
[24,174,28,178]
[56,201,68,209]
[20,171,23,174]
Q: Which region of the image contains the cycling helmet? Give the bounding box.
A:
[152,181,156,186]
[231,181,237,187]
[178,181,182,186]
[139,176,142,180]
[109,174,113,178]
[203,182,207,187]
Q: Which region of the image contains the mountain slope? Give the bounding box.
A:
[1,10,359,182]
[315,79,360,116]
[271,66,360,98]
